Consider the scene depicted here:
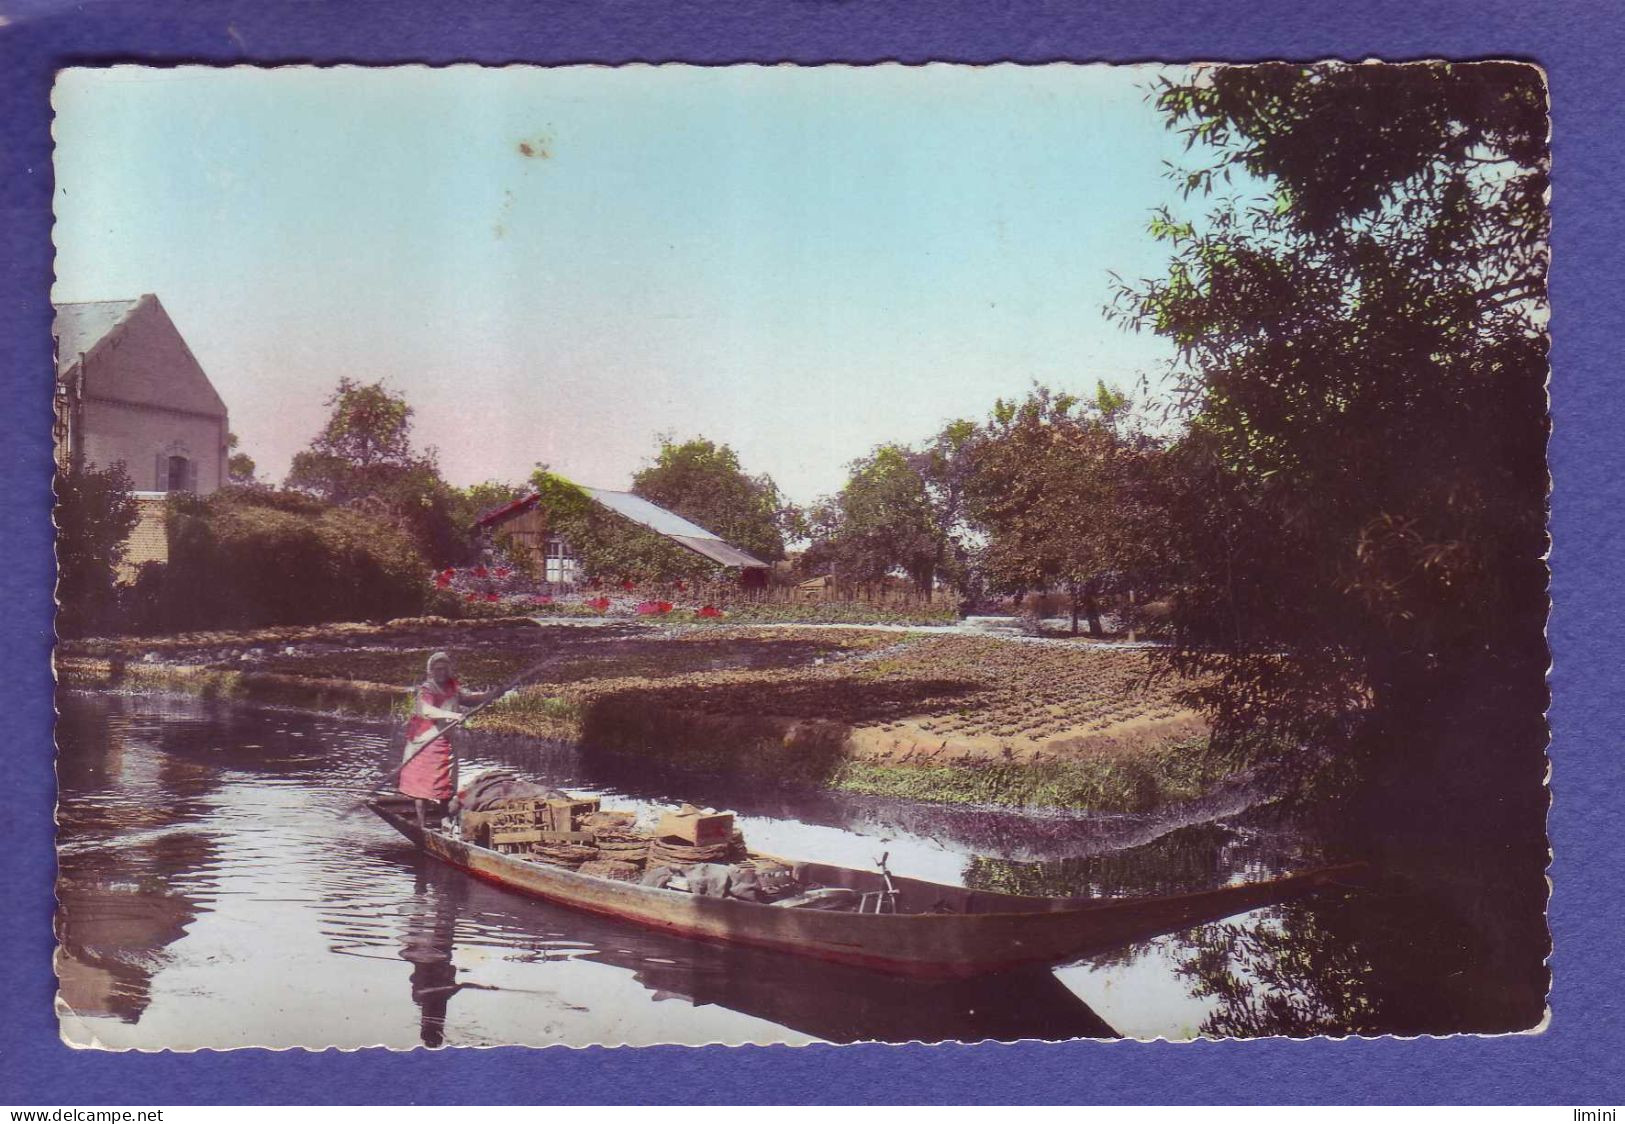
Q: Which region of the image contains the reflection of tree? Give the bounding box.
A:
[1170,853,1547,1038]
[968,804,1546,1039]
[964,823,1243,900]
[1175,903,1381,1038]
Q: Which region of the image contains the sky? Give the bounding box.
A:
[53,64,1193,505]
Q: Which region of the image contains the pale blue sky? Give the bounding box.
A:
[53,64,1191,503]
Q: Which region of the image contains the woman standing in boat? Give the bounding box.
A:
[400,651,501,830]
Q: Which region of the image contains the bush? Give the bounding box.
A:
[120,489,430,633]
[55,458,140,638]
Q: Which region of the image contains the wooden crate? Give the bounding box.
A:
[655,809,734,846]
[543,797,600,833]
[489,826,596,847]
[490,826,546,846]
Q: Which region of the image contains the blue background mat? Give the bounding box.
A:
[2,0,1619,1104]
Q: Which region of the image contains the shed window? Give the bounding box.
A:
[544,536,578,584]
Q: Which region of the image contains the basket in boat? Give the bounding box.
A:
[576,859,642,882]
[525,842,598,867]
[649,830,748,867]
[594,832,652,863]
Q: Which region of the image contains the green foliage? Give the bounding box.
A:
[55,457,140,638]
[631,437,788,562]
[803,444,945,593]
[528,469,718,583]
[450,479,528,529]
[285,377,420,500]
[713,601,957,627]
[964,385,1152,635]
[445,479,530,569]
[120,487,429,633]
[1111,62,1549,758]
[285,377,471,567]
[832,741,1225,811]
[226,433,258,485]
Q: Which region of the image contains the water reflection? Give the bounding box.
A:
[53,690,1546,1047]
[399,869,462,1047]
[385,857,1117,1046]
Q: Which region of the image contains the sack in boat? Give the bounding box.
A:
[685,862,765,902]
[577,859,641,882]
[453,769,568,814]
[640,864,684,889]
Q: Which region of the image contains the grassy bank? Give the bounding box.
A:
[58,622,1228,812]
[57,656,403,719]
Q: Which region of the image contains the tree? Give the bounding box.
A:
[285,378,430,504]
[964,385,1147,635]
[449,479,528,531]
[908,419,981,597]
[1111,62,1549,775]
[54,457,140,637]
[226,432,258,486]
[631,438,789,562]
[285,378,467,566]
[805,445,944,594]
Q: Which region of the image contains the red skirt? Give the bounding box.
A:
[399,717,453,801]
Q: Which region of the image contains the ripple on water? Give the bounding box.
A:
[53,690,1544,1048]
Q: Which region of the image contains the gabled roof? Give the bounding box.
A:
[476,483,769,569]
[52,293,227,418]
[53,297,143,376]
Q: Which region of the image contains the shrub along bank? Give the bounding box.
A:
[119,488,431,633]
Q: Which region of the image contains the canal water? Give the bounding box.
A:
[53,691,1548,1050]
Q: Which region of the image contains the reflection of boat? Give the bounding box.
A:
[404,857,1119,1043]
[370,795,1366,979]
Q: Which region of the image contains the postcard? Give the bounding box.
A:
[49,62,1549,1050]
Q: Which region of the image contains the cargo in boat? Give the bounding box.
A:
[367,794,1367,979]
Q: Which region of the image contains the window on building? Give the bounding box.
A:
[165,454,193,493]
[544,536,578,585]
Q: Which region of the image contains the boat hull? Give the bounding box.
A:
[368,799,1365,979]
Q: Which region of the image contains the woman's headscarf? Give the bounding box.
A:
[425,651,452,687]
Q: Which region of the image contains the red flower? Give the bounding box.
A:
[587,596,611,612]
[464,592,479,602]
[697,605,723,618]
[532,595,554,606]
[472,565,489,579]
[636,600,674,615]
[485,592,500,602]
[621,579,636,592]
[495,566,511,578]
[435,573,452,589]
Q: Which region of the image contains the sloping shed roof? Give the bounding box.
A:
[476,484,769,569]
[53,298,143,376]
